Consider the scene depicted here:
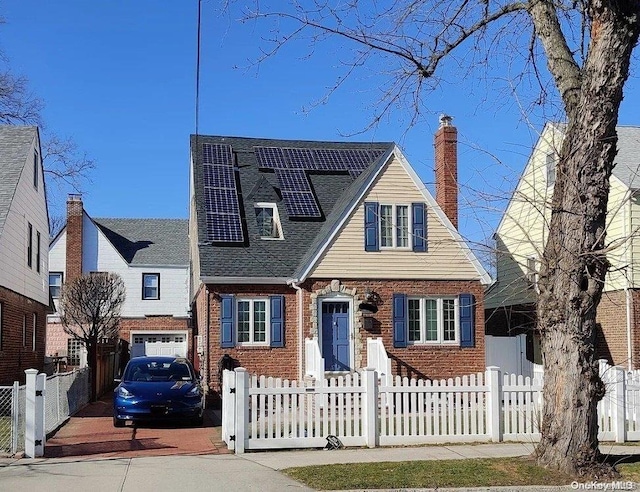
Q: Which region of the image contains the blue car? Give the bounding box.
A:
[113,356,204,427]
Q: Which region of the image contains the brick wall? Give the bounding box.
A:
[0,285,47,385]
[202,279,485,394]
[206,284,299,393]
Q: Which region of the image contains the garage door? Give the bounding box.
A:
[130,333,187,358]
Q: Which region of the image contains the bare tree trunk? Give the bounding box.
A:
[536,2,640,475]
[87,340,98,402]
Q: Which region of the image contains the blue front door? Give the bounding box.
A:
[321,302,350,371]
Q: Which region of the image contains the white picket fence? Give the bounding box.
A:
[222,360,640,453]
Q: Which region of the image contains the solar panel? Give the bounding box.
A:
[253,144,388,219]
[255,146,286,169]
[203,164,235,188]
[281,191,321,218]
[206,213,244,242]
[203,143,233,166]
[202,142,244,243]
[274,169,312,192]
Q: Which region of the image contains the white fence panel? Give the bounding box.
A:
[501,373,542,441]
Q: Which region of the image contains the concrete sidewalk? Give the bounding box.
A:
[2,442,640,491]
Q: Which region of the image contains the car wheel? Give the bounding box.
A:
[113,417,126,428]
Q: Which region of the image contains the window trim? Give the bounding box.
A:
[49,272,64,299]
[379,203,411,250]
[406,296,460,346]
[22,314,27,347]
[33,151,39,190]
[254,202,284,240]
[27,222,33,268]
[142,273,160,300]
[32,313,37,352]
[235,298,270,346]
[36,231,41,274]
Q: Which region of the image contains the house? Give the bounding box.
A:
[0,126,49,384]
[485,122,640,371]
[189,116,491,395]
[47,196,190,366]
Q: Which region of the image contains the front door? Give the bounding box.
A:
[321,301,350,371]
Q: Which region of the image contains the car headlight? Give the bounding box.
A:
[186,385,201,398]
[117,386,135,399]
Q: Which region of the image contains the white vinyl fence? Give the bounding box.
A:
[0,368,90,457]
[222,361,640,453]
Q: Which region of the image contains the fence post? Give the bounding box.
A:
[11,381,19,455]
[362,368,378,448]
[234,368,248,454]
[25,369,45,458]
[222,369,236,451]
[612,366,627,443]
[486,366,502,442]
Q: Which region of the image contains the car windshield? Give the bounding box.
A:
[123,359,193,382]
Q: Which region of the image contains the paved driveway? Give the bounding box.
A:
[45,395,231,459]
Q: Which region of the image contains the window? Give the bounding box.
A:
[22,314,27,347]
[380,204,409,248]
[364,202,427,252]
[142,273,160,300]
[36,231,41,274]
[546,152,557,186]
[407,297,459,344]
[32,313,37,352]
[27,223,33,268]
[393,293,475,348]
[33,152,39,190]
[254,203,283,239]
[237,299,268,345]
[49,272,63,298]
[220,295,285,348]
[68,339,82,366]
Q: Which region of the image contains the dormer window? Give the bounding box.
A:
[546,152,557,186]
[255,203,283,239]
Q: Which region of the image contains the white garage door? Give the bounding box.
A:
[130,333,187,358]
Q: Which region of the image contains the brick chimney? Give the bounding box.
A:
[434,114,458,229]
[65,194,83,282]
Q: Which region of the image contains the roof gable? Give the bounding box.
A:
[0,126,38,236]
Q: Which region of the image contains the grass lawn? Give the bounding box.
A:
[283,456,639,490]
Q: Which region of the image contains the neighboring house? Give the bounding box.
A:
[0,126,49,384]
[189,116,491,395]
[485,122,640,370]
[47,195,190,365]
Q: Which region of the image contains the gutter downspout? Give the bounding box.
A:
[288,279,304,381]
[625,191,634,371]
[205,284,211,391]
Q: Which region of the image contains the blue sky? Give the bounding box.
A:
[2,1,639,251]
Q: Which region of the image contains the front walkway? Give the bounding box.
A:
[45,394,230,459]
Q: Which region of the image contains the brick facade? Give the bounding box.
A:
[0,285,47,384]
[202,279,485,394]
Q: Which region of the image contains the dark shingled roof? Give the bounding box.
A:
[0,126,38,236]
[93,218,188,266]
[191,135,394,279]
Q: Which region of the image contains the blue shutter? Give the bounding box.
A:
[459,293,475,348]
[412,202,427,252]
[364,202,379,252]
[393,293,407,348]
[220,295,235,348]
[270,295,285,348]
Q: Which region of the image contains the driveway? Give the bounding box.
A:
[45,394,231,459]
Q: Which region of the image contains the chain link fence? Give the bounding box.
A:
[0,368,90,456]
